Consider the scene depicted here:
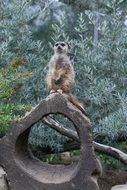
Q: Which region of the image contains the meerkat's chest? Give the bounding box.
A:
[54,56,70,70]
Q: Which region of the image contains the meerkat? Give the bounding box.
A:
[46,41,88,116]
[46,41,74,93]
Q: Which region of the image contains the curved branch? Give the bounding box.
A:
[42,116,127,165]
[94,142,127,164]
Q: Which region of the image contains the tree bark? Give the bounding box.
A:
[42,116,127,165]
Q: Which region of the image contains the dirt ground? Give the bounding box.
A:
[98,169,127,190]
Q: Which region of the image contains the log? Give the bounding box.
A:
[0,93,101,190]
[0,167,8,190]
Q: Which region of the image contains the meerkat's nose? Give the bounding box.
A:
[58,45,62,49]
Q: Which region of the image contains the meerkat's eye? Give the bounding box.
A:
[61,43,65,47]
[55,43,59,46]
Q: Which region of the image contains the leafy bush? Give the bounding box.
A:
[0,103,31,136]
[0,0,42,136]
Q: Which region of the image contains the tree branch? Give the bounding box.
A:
[42,116,127,165]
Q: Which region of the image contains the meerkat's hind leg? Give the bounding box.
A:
[57,89,63,94]
[50,90,56,94]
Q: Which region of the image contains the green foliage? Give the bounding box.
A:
[60,0,127,12]
[29,114,71,152]
[29,121,67,152]
[0,103,31,136]
[97,154,123,169]
[97,142,127,169]
[0,56,31,136]
[42,154,63,163]
[0,62,30,99]
[0,0,45,135]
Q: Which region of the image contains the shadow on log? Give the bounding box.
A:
[0,93,101,190]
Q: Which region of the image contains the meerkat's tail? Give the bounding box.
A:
[67,94,88,117]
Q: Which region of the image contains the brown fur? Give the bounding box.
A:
[67,94,88,116]
[46,41,88,116]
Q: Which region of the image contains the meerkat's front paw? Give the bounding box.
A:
[50,90,56,94]
[57,89,63,94]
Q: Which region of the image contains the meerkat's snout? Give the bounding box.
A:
[57,45,62,50]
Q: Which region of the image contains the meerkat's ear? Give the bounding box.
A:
[65,42,70,49]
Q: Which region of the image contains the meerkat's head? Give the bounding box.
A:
[53,41,69,54]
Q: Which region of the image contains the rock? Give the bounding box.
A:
[111,184,127,190]
[0,167,8,190]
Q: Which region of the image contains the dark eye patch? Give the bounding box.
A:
[55,43,59,46]
[61,43,65,47]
